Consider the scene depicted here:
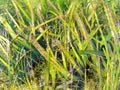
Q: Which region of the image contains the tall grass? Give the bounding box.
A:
[0,0,120,89]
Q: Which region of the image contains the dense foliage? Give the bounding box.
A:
[0,0,120,89]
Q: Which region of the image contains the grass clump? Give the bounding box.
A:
[0,0,120,89]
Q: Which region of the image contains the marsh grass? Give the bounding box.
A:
[0,0,120,89]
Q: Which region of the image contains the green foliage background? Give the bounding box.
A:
[0,0,120,89]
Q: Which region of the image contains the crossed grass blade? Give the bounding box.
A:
[30,34,70,78]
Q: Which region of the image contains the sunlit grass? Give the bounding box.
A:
[0,0,120,89]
